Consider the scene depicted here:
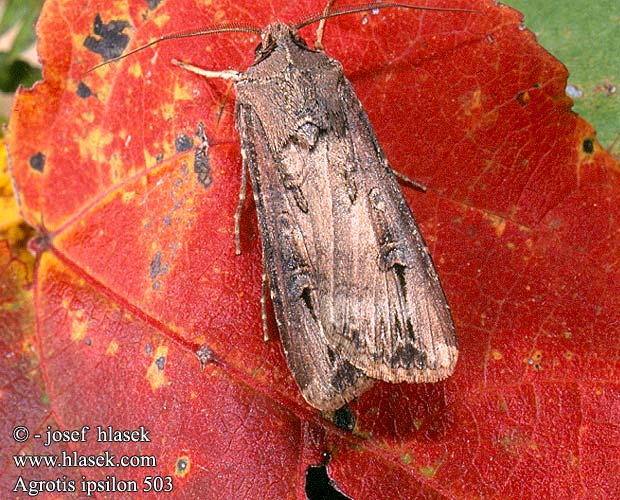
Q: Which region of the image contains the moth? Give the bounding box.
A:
[93,2,461,410]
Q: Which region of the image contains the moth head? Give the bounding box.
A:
[254,23,310,64]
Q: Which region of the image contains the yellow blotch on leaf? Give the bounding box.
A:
[174,81,194,102]
[80,127,114,162]
[154,13,171,29]
[69,309,88,342]
[213,9,226,22]
[81,110,95,123]
[146,345,169,390]
[485,213,506,238]
[419,463,439,478]
[122,191,136,204]
[160,101,175,121]
[0,143,22,231]
[144,150,162,170]
[462,87,482,117]
[105,340,119,356]
[128,61,142,79]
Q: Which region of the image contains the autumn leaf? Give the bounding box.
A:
[2,0,619,498]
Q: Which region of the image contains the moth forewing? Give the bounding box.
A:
[230,23,457,409]
[236,99,374,411]
[330,79,458,383]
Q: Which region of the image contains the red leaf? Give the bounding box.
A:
[4,0,619,497]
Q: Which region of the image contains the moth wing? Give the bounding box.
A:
[234,38,456,409]
[237,103,373,411]
[323,78,458,383]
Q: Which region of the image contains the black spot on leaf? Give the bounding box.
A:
[515,90,530,107]
[175,457,188,474]
[583,138,594,154]
[29,152,45,172]
[195,344,215,370]
[155,356,165,370]
[175,134,193,153]
[77,82,92,98]
[83,14,130,61]
[150,251,168,278]
[333,405,356,432]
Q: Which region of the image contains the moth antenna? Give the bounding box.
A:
[296,2,477,30]
[85,22,262,73]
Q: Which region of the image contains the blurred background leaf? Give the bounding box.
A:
[0,0,43,58]
[0,0,43,131]
[0,53,40,92]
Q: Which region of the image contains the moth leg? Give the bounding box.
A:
[171,59,242,81]
[261,244,270,342]
[314,0,336,50]
[234,159,249,255]
[392,169,427,192]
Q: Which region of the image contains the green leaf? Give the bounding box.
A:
[0,0,43,59]
[0,0,42,35]
[6,7,40,59]
[0,52,41,92]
